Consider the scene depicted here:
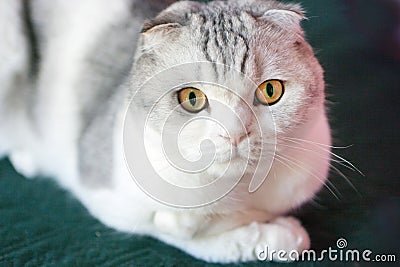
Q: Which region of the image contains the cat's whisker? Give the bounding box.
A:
[278,152,346,197]
[329,164,359,194]
[256,137,352,168]
[307,197,329,210]
[270,152,341,200]
[279,137,364,176]
[276,151,340,191]
[272,155,296,172]
[278,146,361,195]
[281,155,340,200]
[276,142,359,173]
[281,136,353,149]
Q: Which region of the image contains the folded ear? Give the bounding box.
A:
[260,4,306,32]
[240,0,305,32]
[141,1,202,34]
[262,5,305,28]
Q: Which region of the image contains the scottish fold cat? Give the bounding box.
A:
[0,0,333,262]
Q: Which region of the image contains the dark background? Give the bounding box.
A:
[1,0,399,266]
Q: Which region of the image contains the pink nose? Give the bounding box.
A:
[220,132,250,146]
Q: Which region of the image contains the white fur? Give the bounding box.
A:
[0,0,331,263]
[67,106,329,263]
[0,0,31,159]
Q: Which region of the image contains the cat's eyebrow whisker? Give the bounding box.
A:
[276,142,359,173]
[271,152,341,201]
[279,137,365,177]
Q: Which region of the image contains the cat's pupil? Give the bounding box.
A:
[189,92,197,106]
[266,83,274,98]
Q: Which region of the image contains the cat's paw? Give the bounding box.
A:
[273,216,310,251]
[219,217,309,262]
[9,150,38,178]
[168,215,310,263]
[255,216,310,262]
[153,211,200,239]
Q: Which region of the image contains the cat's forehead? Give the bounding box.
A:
[138,0,306,78]
[182,3,302,83]
[188,9,255,76]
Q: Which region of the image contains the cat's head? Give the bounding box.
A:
[126,0,325,189]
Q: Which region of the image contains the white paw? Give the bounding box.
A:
[273,216,310,251]
[173,216,310,263]
[255,216,310,262]
[153,211,200,239]
[9,150,38,178]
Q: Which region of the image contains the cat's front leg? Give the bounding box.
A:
[153,211,206,239]
[9,150,38,178]
[154,213,310,263]
[152,209,271,239]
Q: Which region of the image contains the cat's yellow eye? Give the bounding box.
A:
[255,80,284,105]
[178,88,208,113]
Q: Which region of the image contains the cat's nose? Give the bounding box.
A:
[220,132,250,147]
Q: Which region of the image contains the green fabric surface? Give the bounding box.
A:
[1,0,399,266]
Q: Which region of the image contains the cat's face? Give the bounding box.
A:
[127,0,325,187]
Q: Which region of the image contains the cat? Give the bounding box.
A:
[0,0,331,263]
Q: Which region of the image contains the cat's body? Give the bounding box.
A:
[0,0,331,263]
